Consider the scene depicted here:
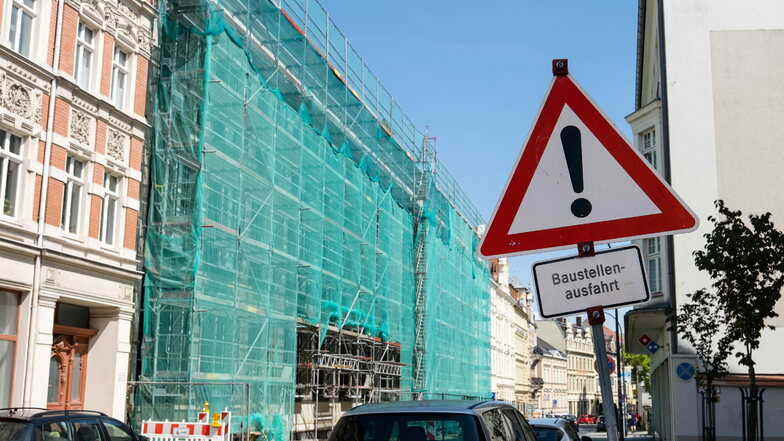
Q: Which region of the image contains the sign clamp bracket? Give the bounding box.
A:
[577,241,595,257]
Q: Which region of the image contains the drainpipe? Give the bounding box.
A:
[23,0,64,406]
[655,0,677,355]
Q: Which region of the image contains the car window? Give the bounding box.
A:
[480,410,509,441]
[0,420,34,441]
[73,420,105,441]
[531,427,562,441]
[561,422,580,441]
[503,410,537,441]
[328,413,481,441]
[499,412,522,441]
[102,420,134,441]
[41,420,73,440]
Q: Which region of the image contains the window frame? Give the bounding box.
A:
[641,128,657,170]
[99,172,120,246]
[645,237,663,293]
[8,0,36,57]
[0,130,24,219]
[110,47,129,109]
[74,22,96,90]
[61,155,86,236]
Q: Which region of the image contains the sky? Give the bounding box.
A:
[317,1,639,326]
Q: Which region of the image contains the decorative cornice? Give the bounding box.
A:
[41,249,143,281]
[108,113,132,132]
[71,93,99,114]
[78,0,155,57]
[38,290,60,308]
[91,305,135,320]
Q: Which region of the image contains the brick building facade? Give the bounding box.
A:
[0,0,154,417]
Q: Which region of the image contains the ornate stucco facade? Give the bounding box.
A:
[0,0,154,417]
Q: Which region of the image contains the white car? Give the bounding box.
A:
[527,418,589,441]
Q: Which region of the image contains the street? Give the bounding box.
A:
[578,425,654,441]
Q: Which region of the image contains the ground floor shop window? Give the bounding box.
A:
[0,290,19,407]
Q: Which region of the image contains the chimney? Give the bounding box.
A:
[576,317,582,327]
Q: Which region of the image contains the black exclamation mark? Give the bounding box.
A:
[560,125,592,218]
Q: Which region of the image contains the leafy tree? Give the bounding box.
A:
[675,288,730,441]
[623,349,650,393]
[688,200,784,441]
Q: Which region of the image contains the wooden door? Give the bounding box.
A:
[47,335,88,410]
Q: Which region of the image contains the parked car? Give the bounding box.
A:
[0,408,148,441]
[559,414,579,430]
[596,415,606,432]
[328,400,538,441]
[576,414,596,424]
[528,418,591,441]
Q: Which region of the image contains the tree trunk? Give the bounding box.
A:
[747,347,758,441]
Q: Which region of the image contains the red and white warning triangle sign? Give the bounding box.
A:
[479,66,698,258]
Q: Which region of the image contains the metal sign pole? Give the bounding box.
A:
[588,305,620,441]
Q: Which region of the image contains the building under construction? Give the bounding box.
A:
[134,0,491,439]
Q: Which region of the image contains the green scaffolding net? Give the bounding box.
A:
[136,0,491,438]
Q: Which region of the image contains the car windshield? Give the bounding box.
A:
[328,413,481,441]
[531,427,561,441]
[0,420,34,441]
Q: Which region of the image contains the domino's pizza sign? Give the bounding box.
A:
[638,334,659,354]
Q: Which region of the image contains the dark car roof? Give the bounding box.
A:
[344,400,510,415]
[0,408,108,422]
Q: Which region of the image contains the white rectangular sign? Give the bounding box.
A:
[532,245,650,318]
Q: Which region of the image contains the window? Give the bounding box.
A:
[73,420,105,441]
[111,48,128,109]
[329,414,481,441]
[482,409,511,441]
[646,237,661,255]
[102,420,134,441]
[8,0,35,57]
[641,129,657,170]
[61,156,85,234]
[0,131,23,218]
[74,23,95,90]
[648,257,662,293]
[42,421,72,440]
[0,291,18,407]
[646,237,662,293]
[100,173,119,245]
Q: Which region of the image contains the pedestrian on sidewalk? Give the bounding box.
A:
[635,413,643,432]
[628,413,637,433]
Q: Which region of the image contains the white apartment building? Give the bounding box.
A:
[512,285,536,414]
[0,0,155,418]
[533,337,568,416]
[567,320,599,416]
[625,1,784,440]
[538,319,601,416]
[490,258,517,402]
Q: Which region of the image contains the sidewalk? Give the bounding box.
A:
[584,433,655,441]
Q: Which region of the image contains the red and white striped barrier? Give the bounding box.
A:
[141,409,231,441]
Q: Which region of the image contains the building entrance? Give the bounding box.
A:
[47,329,94,410]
